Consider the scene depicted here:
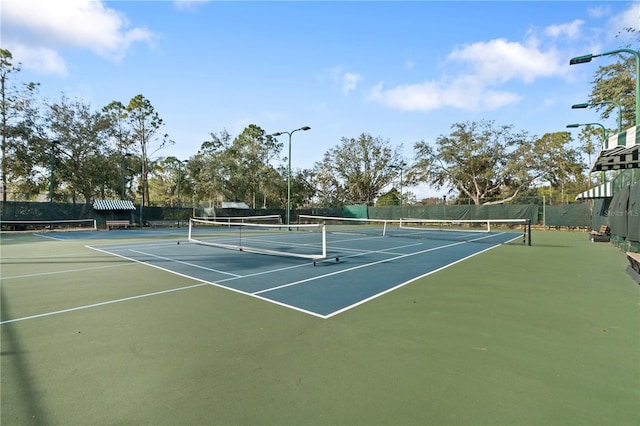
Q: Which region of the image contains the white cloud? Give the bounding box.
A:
[587,5,611,19]
[368,76,522,112]
[2,0,155,73]
[608,2,640,39]
[329,66,362,96]
[342,72,362,95]
[368,35,562,112]
[447,38,564,84]
[544,20,584,39]
[7,43,68,76]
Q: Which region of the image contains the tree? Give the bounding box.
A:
[148,156,189,207]
[410,121,583,204]
[588,28,639,130]
[0,49,41,201]
[46,96,112,203]
[589,56,637,130]
[125,94,173,206]
[273,165,315,209]
[376,188,400,206]
[189,130,232,206]
[410,121,522,204]
[528,132,586,201]
[224,124,282,208]
[312,133,402,206]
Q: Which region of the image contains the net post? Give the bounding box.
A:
[527,219,532,246]
[92,219,97,231]
[322,225,327,259]
[188,219,193,240]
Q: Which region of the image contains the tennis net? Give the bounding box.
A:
[188,218,328,261]
[191,214,282,225]
[397,218,531,245]
[0,219,97,232]
[298,215,531,245]
[297,215,395,236]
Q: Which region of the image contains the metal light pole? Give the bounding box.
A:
[570,49,640,126]
[272,126,311,227]
[572,101,622,133]
[566,123,608,149]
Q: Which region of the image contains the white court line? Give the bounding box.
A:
[1,235,511,324]
[128,249,241,277]
[214,241,424,283]
[253,240,467,295]
[0,263,132,280]
[0,283,207,325]
[34,233,65,241]
[324,243,501,319]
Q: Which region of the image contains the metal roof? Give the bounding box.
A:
[591,125,639,172]
[221,202,250,209]
[93,199,136,211]
[575,182,613,200]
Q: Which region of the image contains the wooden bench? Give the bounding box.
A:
[106,220,131,230]
[626,252,640,284]
[589,225,610,242]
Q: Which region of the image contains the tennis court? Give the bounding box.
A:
[83,219,523,318]
[1,223,638,425]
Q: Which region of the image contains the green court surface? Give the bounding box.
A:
[1,230,638,425]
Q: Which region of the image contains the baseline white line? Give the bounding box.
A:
[128,249,241,277]
[0,283,207,325]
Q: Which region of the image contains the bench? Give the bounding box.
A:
[106,220,131,230]
[149,220,179,228]
[626,252,640,284]
[589,225,610,242]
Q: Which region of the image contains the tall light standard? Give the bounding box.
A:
[566,123,608,148]
[572,101,622,133]
[570,49,639,126]
[271,126,311,227]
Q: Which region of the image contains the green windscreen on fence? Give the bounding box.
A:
[343,205,368,219]
[591,199,611,232]
[609,185,630,239]
[0,201,94,221]
[544,204,591,228]
[627,182,639,242]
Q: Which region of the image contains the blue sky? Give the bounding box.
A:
[2,0,639,198]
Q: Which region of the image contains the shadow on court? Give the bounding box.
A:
[0,287,49,425]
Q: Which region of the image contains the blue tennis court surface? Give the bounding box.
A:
[84,228,523,318]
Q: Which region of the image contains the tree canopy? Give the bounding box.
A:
[409,120,585,204]
[312,133,402,206]
[0,39,634,209]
